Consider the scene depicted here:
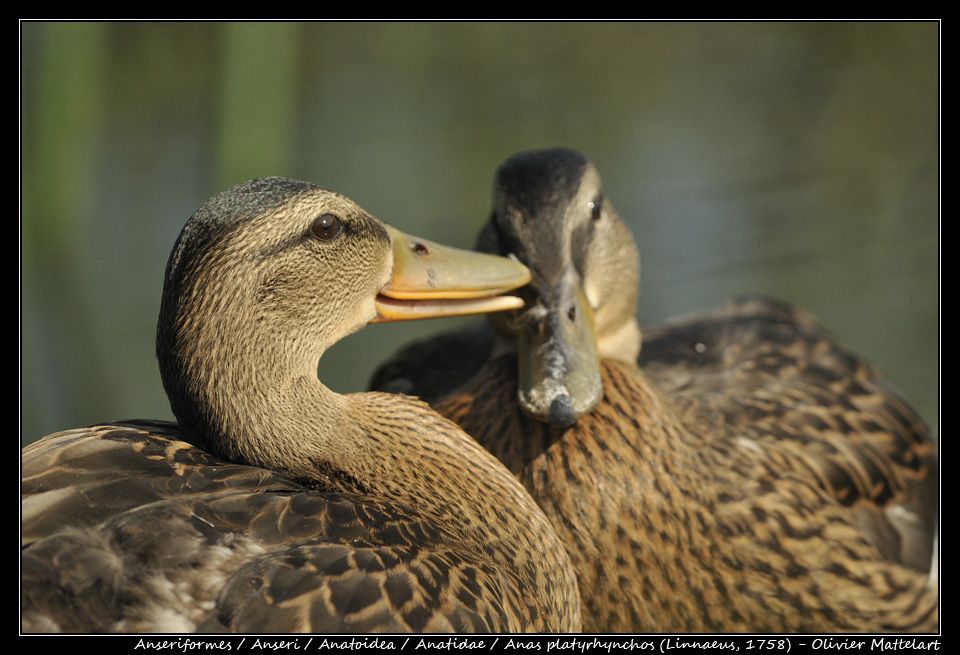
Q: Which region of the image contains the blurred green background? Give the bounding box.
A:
[20,21,939,446]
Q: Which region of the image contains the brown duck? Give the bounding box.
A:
[370,148,939,633]
[20,177,582,633]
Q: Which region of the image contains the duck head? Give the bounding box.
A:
[157,177,530,458]
[477,149,641,427]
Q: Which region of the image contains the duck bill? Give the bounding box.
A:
[373,225,531,322]
[516,269,603,427]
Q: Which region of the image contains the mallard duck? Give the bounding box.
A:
[370,148,939,632]
[20,177,582,634]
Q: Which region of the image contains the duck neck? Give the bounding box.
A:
[344,390,581,629]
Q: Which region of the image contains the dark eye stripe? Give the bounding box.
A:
[311,213,342,240]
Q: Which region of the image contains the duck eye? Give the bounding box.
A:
[311,213,342,240]
[588,194,603,221]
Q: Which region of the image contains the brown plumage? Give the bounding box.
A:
[21,177,581,634]
[371,149,939,632]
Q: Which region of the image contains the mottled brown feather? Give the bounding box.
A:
[437,349,937,632]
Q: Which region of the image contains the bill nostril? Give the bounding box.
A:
[411,242,430,257]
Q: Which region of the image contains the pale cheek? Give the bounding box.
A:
[583,277,602,312]
[337,295,380,340]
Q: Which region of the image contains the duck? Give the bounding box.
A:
[20,177,582,634]
[370,148,939,632]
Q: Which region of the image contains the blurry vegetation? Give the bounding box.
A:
[20,21,939,444]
